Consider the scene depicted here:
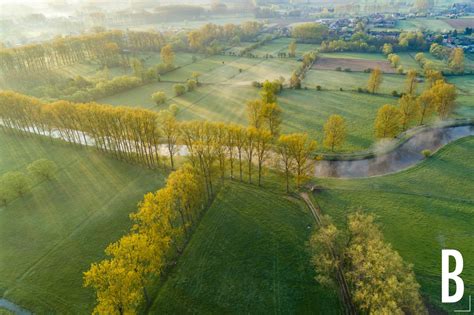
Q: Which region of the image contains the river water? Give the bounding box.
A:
[314,125,474,178]
[0,298,31,315]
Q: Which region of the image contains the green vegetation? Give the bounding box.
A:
[150,181,342,314]
[315,137,474,312]
[0,132,167,313]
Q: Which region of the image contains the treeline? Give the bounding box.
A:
[84,164,207,314]
[0,30,165,74]
[290,51,318,89]
[320,31,427,53]
[373,70,457,139]
[1,21,263,75]
[0,91,317,193]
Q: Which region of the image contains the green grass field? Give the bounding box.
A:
[0,132,167,313]
[149,181,342,314]
[397,18,454,31]
[303,70,411,93]
[315,136,474,312]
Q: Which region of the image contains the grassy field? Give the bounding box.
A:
[303,70,411,93]
[397,18,454,31]
[149,181,342,314]
[315,136,474,312]
[0,132,167,313]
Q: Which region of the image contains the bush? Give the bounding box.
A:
[2,171,30,197]
[187,79,197,91]
[169,104,179,116]
[391,90,399,97]
[173,84,186,96]
[0,180,15,206]
[397,66,404,74]
[335,66,342,71]
[316,85,322,91]
[151,91,167,105]
[364,68,372,73]
[340,87,343,91]
[422,149,431,158]
[27,159,58,181]
[357,87,364,93]
[251,81,261,88]
[343,68,352,72]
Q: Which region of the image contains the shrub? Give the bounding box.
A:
[251,81,261,88]
[151,91,167,105]
[364,68,372,73]
[391,90,399,97]
[0,180,15,206]
[187,79,197,91]
[169,104,179,116]
[2,171,30,197]
[316,85,322,91]
[173,84,186,96]
[397,66,404,74]
[27,159,58,181]
[357,87,364,93]
[422,149,431,158]
[340,87,343,91]
[343,68,352,72]
[335,66,342,71]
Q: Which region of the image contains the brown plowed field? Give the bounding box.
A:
[443,18,474,29]
[313,57,396,73]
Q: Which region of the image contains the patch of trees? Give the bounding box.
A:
[374,73,457,139]
[291,23,329,43]
[310,212,426,314]
[188,21,262,55]
[0,159,57,206]
[0,90,319,192]
[0,30,166,74]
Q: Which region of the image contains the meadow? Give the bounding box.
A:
[315,136,474,312]
[0,132,167,313]
[149,181,342,314]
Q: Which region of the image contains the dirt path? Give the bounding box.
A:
[300,192,357,315]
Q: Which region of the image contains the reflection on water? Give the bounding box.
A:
[314,125,474,178]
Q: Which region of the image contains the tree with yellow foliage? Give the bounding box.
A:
[243,127,258,183]
[310,212,427,315]
[288,40,297,57]
[261,102,282,137]
[449,47,464,74]
[367,68,383,94]
[323,115,346,152]
[283,133,317,188]
[417,89,436,125]
[246,99,264,129]
[276,134,295,193]
[405,69,418,95]
[255,129,272,186]
[431,80,457,119]
[161,44,175,67]
[374,104,401,138]
[399,95,420,130]
[84,258,144,315]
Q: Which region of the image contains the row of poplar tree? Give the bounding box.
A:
[0,21,263,75]
[84,164,207,314]
[0,91,317,195]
